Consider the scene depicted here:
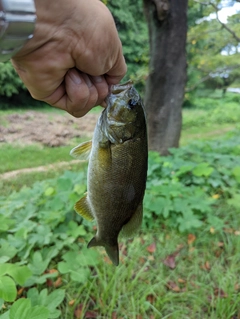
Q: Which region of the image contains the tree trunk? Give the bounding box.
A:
[143,0,188,155]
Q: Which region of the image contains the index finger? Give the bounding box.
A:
[105,48,127,85]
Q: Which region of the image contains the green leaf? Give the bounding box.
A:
[28,251,50,276]
[77,248,100,267]
[9,299,31,319]
[67,221,87,238]
[70,269,90,283]
[9,266,32,286]
[27,288,65,318]
[0,276,17,302]
[192,163,214,177]
[56,178,72,192]
[43,289,65,317]
[232,166,240,183]
[0,310,10,319]
[0,216,14,233]
[26,306,49,319]
[0,242,17,262]
[227,193,240,209]
[73,184,86,195]
[44,187,55,197]
[0,264,9,276]
[9,298,49,319]
[178,214,203,232]
[57,262,70,274]
[0,298,4,308]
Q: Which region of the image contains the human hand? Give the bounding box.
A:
[11,0,127,117]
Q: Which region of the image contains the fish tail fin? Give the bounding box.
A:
[87,237,119,266]
[105,245,119,266]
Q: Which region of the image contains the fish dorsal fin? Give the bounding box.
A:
[88,237,119,266]
[70,140,92,160]
[74,194,94,221]
[120,202,143,239]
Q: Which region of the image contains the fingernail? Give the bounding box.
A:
[69,70,82,85]
[85,76,93,88]
[93,76,103,83]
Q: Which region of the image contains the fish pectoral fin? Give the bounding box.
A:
[70,140,92,160]
[120,202,143,239]
[74,194,94,221]
[88,237,119,266]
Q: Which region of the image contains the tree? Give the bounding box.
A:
[105,0,149,86]
[186,0,240,96]
[143,0,188,155]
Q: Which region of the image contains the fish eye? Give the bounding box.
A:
[128,99,137,109]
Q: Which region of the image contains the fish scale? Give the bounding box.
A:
[70,81,148,265]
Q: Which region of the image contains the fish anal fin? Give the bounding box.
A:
[74,194,94,221]
[87,237,119,266]
[70,140,92,160]
[121,202,143,239]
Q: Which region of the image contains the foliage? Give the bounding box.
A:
[0,62,25,97]
[187,0,240,94]
[1,131,240,317]
[144,130,240,232]
[182,93,240,127]
[104,0,149,90]
[0,61,44,109]
[0,171,99,318]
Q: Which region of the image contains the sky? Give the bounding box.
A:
[196,1,240,55]
[211,1,240,23]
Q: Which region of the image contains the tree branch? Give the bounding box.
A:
[185,65,240,92]
[194,0,240,42]
[185,74,212,92]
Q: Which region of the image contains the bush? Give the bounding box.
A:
[182,102,240,129]
[144,131,240,232]
[0,62,25,97]
[0,62,44,109]
[0,171,98,317]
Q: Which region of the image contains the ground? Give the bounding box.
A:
[0,110,99,147]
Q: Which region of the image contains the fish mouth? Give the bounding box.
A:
[106,81,138,106]
[110,80,133,95]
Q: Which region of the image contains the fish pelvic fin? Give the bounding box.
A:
[120,202,143,239]
[87,237,119,266]
[70,140,92,160]
[74,194,94,221]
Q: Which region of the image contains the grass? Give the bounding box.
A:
[61,226,240,319]
[0,162,86,197]
[0,143,74,174]
[180,123,236,145]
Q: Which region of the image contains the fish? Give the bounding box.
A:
[70,81,148,266]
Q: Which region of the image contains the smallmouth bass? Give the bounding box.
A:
[70,81,148,266]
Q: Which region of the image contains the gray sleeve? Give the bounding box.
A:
[0,0,36,62]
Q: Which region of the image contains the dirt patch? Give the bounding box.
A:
[0,110,99,147]
[1,160,81,180]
